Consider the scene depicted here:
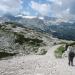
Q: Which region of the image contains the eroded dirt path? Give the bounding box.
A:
[0,45,75,75]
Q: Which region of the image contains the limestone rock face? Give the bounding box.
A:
[0,22,55,55]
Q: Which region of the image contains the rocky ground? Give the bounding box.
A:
[0,45,75,75]
[0,22,55,55]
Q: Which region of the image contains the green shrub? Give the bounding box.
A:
[68,42,75,46]
[39,49,47,55]
[15,33,43,46]
[31,38,43,43]
[0,52,16,59]
[12,24,16,28]
[54,45,65,58]
[29,38,43,46]
[0,25,2,28]
[33,47,39,53]
[15,33,25,45]
[59,41,67,44]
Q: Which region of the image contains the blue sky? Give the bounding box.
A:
[21,0,52,16]
[0,0,75,19]
[21,0,61,16]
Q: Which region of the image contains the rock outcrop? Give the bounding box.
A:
[0,22,55,57]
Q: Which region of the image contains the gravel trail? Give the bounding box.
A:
[0,45,75,75]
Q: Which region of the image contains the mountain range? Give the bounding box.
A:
[0,14,75,41]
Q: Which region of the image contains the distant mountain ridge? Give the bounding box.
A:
[0,14,75,41]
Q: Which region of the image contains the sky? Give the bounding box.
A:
[0,0,75,19]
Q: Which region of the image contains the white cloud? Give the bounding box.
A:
[30,0,75,19]
[48,0,75,20]
[21,11,30,16]
[30,1,51,16]
[0,0,75,21]
[47,0,55,2]
[46,0,75,20]
[0,0,23,16]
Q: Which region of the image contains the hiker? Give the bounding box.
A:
[67,46,75,66]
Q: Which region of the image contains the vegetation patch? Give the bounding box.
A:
[37,49,47,55]
[15,33,25,45]
[0,52,16,59]
[54,45,65,58]
[67,42,75,46]
[40,49,47,55]
[15,33,43,46]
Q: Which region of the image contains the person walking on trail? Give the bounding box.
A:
[67,46,75,66]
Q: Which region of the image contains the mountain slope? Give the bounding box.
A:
[47,22,75,40]
[0,22,55,57]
